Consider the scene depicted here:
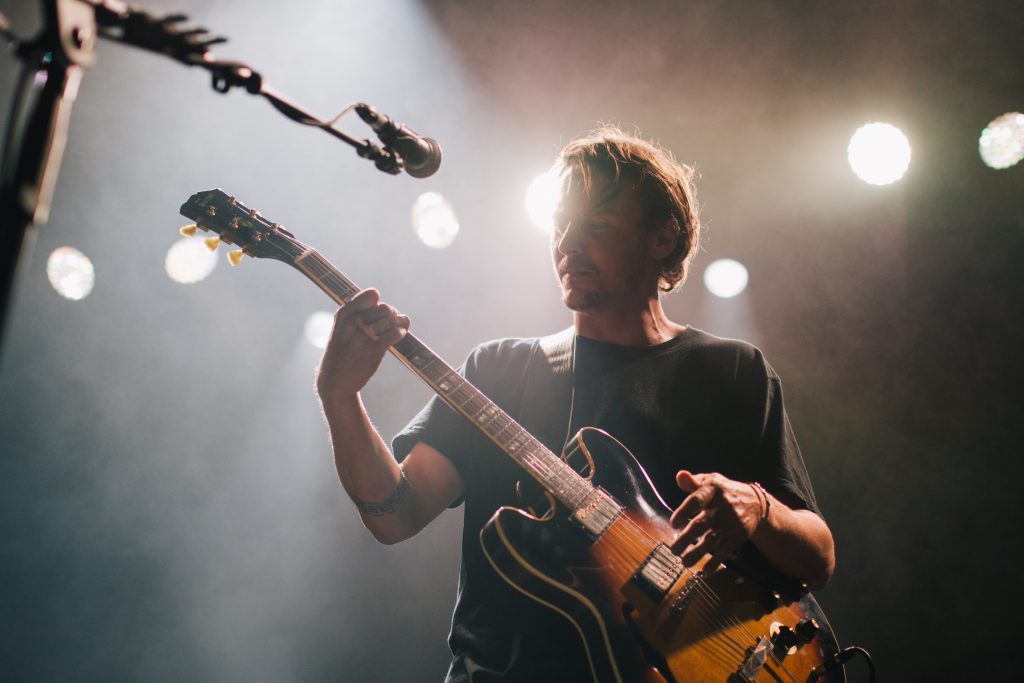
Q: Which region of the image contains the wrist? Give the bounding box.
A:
[747,481,771,535]
[319,389,362,416]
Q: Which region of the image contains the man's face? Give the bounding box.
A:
[550,170,661,313]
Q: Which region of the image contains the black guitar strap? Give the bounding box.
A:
[516,326,576,456]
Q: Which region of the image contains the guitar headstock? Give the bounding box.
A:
[179,189,305,265]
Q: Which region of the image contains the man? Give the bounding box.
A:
[316,128,835,681]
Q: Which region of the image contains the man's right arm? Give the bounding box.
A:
[316,289,464,544]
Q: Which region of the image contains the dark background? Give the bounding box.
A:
[2,1,1022,680]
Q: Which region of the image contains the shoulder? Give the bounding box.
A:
[680,328,779,384]
[461,336,542,380]
[467,336,540,362]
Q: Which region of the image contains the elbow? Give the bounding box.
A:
[806,539,836,591]
[805,565,833,591]
[361,510,422,546]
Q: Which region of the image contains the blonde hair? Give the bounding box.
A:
[559,127,701,292]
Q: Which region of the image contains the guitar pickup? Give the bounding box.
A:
[571,488,621,537]
[632,543,684,602]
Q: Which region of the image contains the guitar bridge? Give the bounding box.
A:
[736,636,772,682]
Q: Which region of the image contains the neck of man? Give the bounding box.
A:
[572,295,686,347]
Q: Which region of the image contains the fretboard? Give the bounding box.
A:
[293,249,594,510]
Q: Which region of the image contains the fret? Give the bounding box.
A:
[404,348,435,371]
[449,382,475,406]
[506,430,529,453]
[498,421,521,444]
[463,394,487,417]
[487,414,514,440]
[472,401,499,426]
[436,370,460,394]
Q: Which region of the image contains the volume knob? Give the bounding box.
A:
[796,618,821,643]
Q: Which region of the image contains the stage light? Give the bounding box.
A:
[525,166,563,233]
[979,112,1024,169]
[165,236,217,284]
[46,246,95,300]
[848,123,911,185]
[703,258,749,298]
[304,311,334,350]
[412,192,459,249]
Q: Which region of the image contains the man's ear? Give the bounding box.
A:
[649,219,678,260]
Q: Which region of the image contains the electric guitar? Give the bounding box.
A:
[179,188,845,683]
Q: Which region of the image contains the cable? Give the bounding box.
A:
[811,645,875,683]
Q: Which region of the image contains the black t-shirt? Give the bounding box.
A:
[392,327,821,683]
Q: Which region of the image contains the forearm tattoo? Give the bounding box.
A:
[353,471,409,516]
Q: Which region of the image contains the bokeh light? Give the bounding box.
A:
[703,258,749,298]
[165,236,218,284]
[46,246,95,300]
[848,122,912,185]
[304,311,334,350]
[525,165,563,233]
[412,192,460,249]
[979,112,1024,169]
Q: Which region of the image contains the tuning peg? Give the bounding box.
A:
[179,224,198,237]
[204,236,221,251]
[227,250,244,266]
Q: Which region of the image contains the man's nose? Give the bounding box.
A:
[554,221,582,255]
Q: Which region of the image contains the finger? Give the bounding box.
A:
[377,314,411,335]
[676,469,702,493]
[378,324,408,347]
[703,533,742,575]
[361,304,408,330]
[359,303,396,325]
[679,528,719,569]
[341,288,381,316]
[365,313,398,336]
[670,512,712,553]
[671,487,710,526]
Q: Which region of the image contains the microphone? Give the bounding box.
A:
[355,103,442,178]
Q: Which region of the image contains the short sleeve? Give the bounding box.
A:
[744,353,822,517]
[390,338,538,500]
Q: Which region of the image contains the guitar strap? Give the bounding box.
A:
[516,326,576,456]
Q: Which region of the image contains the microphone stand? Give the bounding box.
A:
[0,0,95,349]
[0,0,406,347]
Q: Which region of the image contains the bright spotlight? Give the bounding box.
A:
[166,236,217,284]
[47,246,95,300]
[979,112,1024,169]
[304,311,334,350]
[703,259,749,298]
[848,122,912,185]
[525,165,563,233]
[412,192,459,249]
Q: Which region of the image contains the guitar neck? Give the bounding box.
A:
[293,249,593,510]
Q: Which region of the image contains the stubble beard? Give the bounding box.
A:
[562,285,610,313]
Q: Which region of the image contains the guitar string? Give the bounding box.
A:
[597,516,799,681]
[616,533,800,683]
[650,551,800,682]
[597,525,756,665]
[596,543,745,672]
[307,259,800,680]
[602,528,756,664]
[668,555,799,681]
